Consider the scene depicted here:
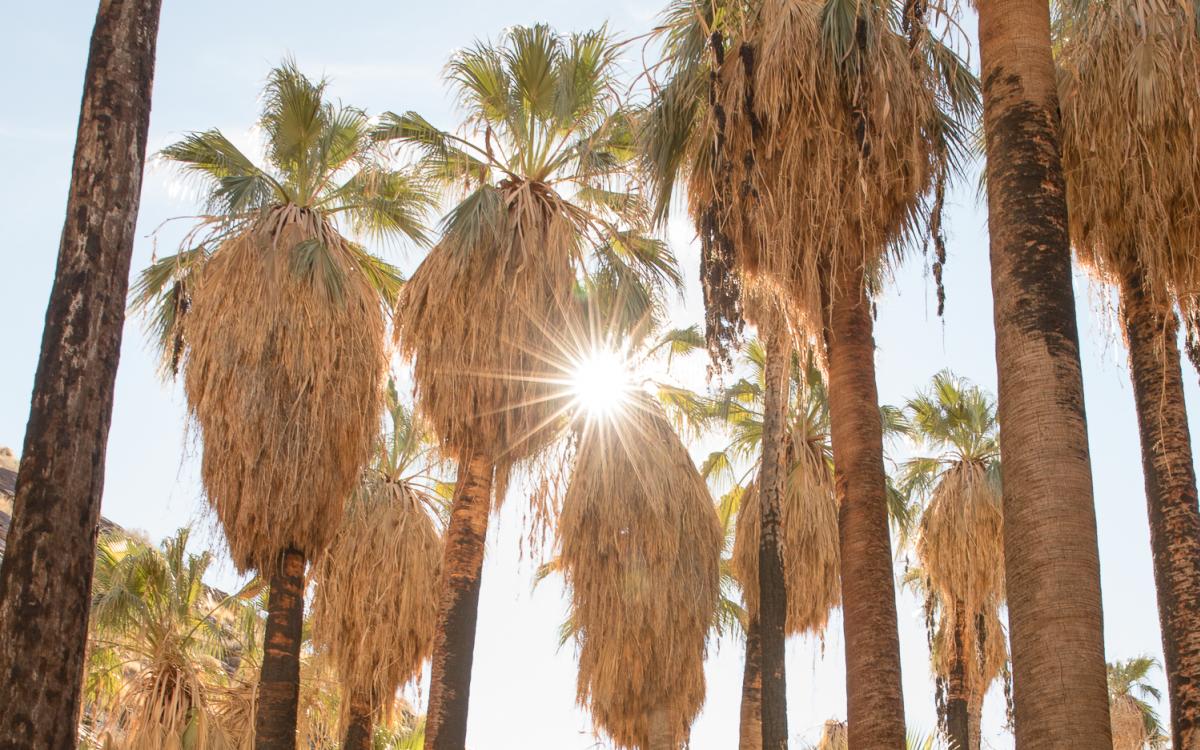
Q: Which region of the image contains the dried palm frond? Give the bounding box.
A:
[1111,693,1150,750]
[97,660,227,750]
[210,680,256,750]
[916,461,1006,697]
[183,206,387,576]
[559,396,722,749]
[311,476,442,731]
[395,189,582,465]
[817,719,849,750]
[647,0,976,353]
[1058,0,1200,314]
[732,438,841,636]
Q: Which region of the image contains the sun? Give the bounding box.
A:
[569,348,632,419]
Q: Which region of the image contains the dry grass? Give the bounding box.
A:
[310,476,442,731]
[732,437,841,637]
[688,0,956,344]
[559,395,722,749]
[917,461,1006,696]
[1059,0,1200,314]
[395,184,583,467]
[182,206,387,576]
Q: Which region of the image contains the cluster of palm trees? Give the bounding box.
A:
[0,0,1197,749]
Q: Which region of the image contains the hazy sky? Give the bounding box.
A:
[0,1,1185,748]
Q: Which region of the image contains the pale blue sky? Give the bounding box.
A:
[0,1,1183,747]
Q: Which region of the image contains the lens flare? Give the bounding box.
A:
[570,348,632,419]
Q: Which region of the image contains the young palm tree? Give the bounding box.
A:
[378,25,672,749]
[0,1,162,743]
[132,61,432,748]
[975,0,1114,741]
[559,392,722,750]
[1107,657,1169,750]
[899,372,1006,750]
[1056,3,1200,745]
[85,528,252,749]
[645,3,978,744]
[310,386,443,750]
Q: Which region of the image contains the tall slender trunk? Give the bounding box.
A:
[424,452,492,750]
[0,1,161,744]
[967,693,983,750]
[826,264,906,748]
[342,688,374,750]
[977,0,1111,744]
[758,332,790,750]
[945,600,969,750]
[739,615,763,750]
[647,707,677,750]
[255,548,306,750]
[1119,266,1200,749]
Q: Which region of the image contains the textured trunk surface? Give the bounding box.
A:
[255,548,306,750]
[826,265,906,748]
[1120,267,1200,749]
[758,332,790,750]
[968,693,983,750]
[945,601,969,750]
[977,0,1111,745]
[647,707,677,750]
[342,689,374,750]
[424,453,493,750]
[0,0,161,745]
[739,615,763,750]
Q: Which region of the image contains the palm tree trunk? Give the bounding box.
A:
[1119,265,1200,750]
[739,615,763,750]
[825,263,906,748]
[758,331,790,750]
[967,692,983,750]
[343,688,374,750]
[424,452,492,750]
[647,707,677,750]
[945,601,969,750]
[976,0,1112,745]
[0,1,161,745]
[255,547,306,750]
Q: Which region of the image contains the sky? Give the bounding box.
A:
[0,1,1187,748]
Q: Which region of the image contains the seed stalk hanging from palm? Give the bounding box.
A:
[132,60,433,748]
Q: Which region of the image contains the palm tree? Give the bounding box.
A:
[559,392,722,750]
[310,386,443,750]
[1107,657,1169,750]
[899,372,1006,750]
[975,0,1113,741]
[85,528,253,749]
[378,25,672,749]
[1056,3,1200,745]
[132,61,431,748]
[0,1,162,743]
[645,3,977,744]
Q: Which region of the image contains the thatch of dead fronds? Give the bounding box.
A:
[395,190,582,466]
[311,476,442,731]
[646,0,976,351]
[930,607,1009,707]
[559,395,722,749]
[732,441,841,636]
[917,461,1006,696]
[1111,693,1150,750]
[817,719,849,750]
[183,206,387,575]
[1058,0,1200,315]
[96,664,227,750]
